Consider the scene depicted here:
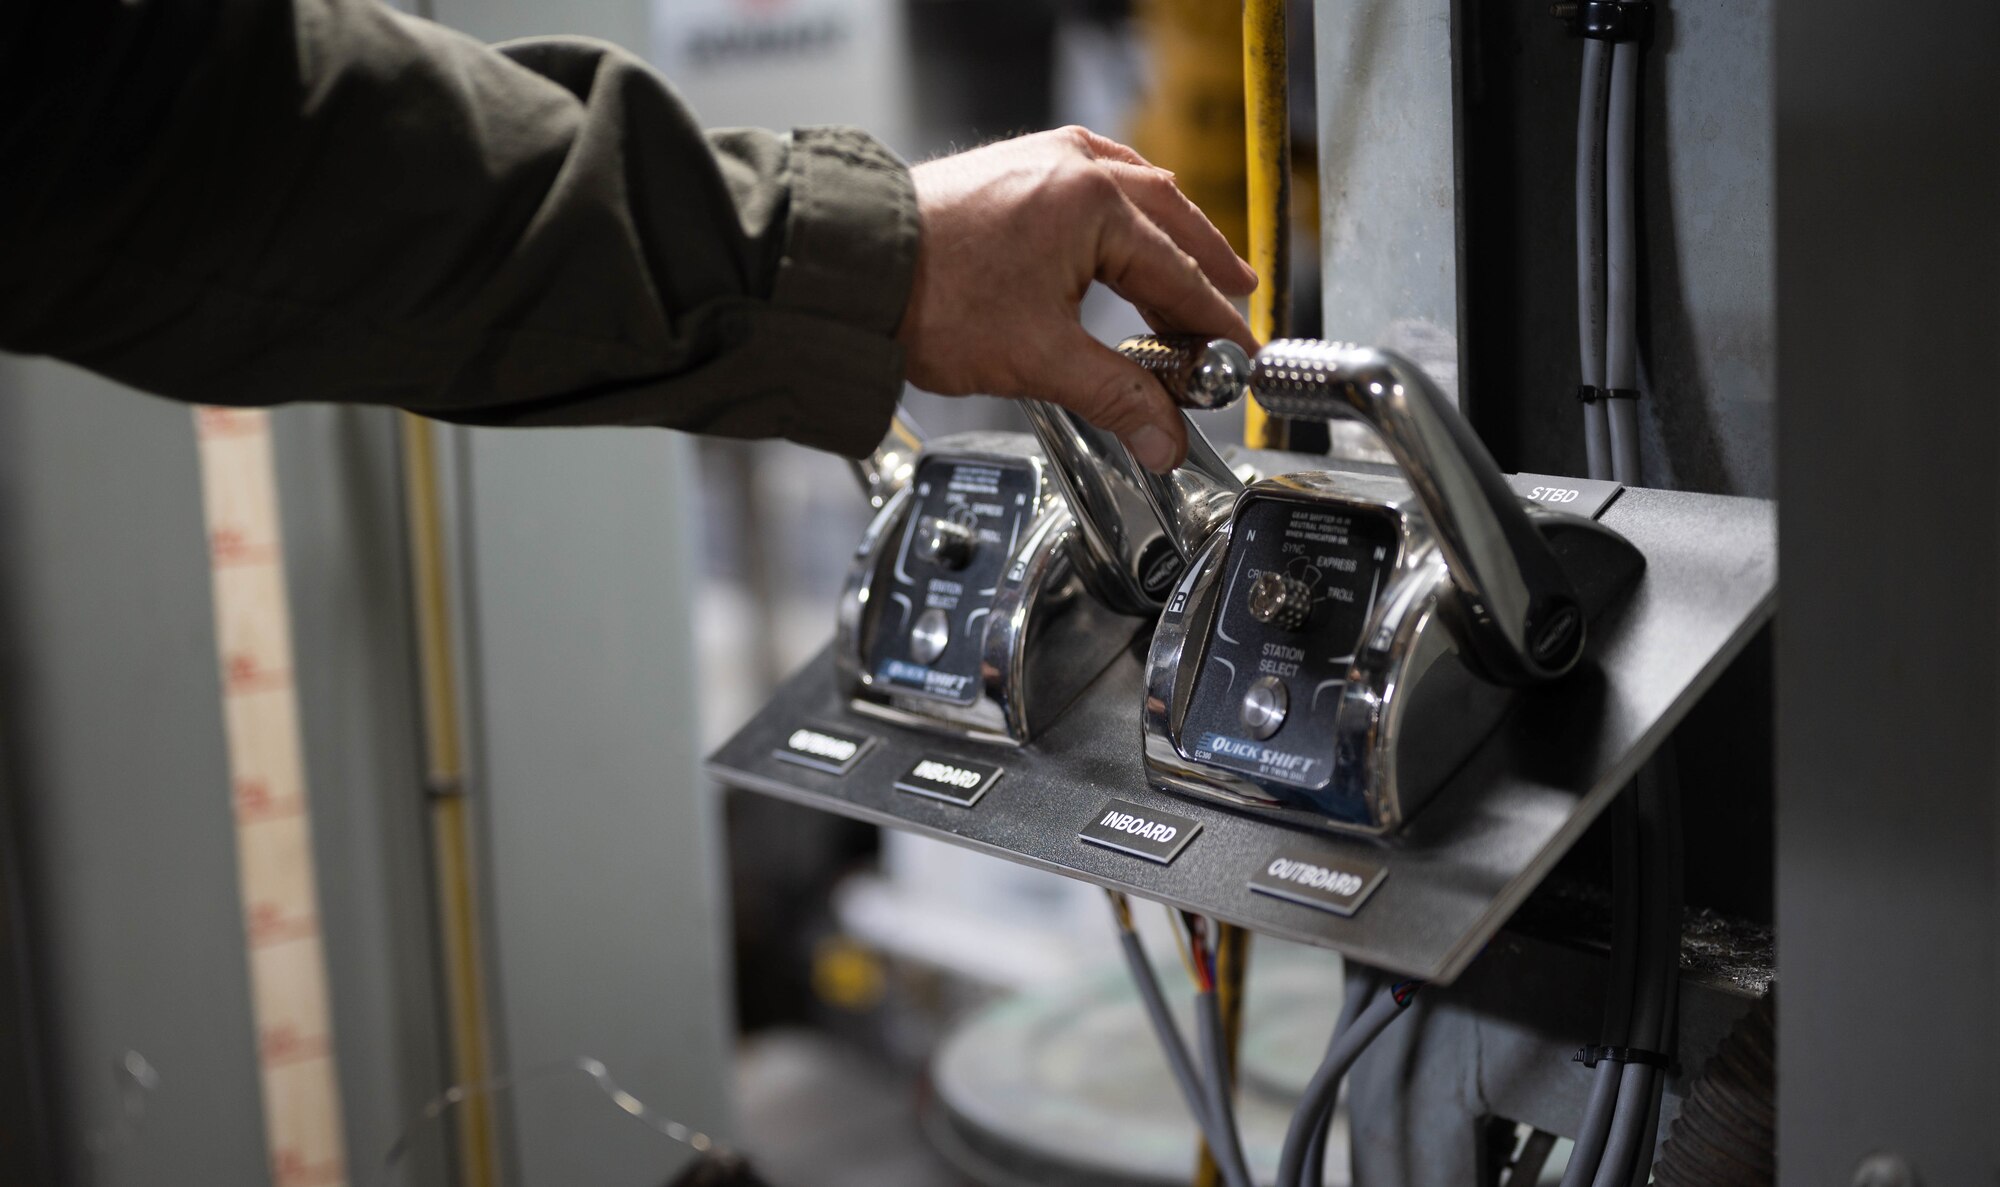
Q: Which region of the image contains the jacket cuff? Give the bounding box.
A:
[770,126,918,457]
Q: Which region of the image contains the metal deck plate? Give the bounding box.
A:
[708,485,1775,983]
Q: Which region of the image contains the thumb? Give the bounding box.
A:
[1026,328,1188,473]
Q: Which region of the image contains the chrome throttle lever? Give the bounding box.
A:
[1250,339,1585,685]
[1019,335,1248,616]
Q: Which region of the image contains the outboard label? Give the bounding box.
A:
[1079,798,1202,864]
[894,755,1004,807]
[773,723,877,775]
[1248,848,1387,916]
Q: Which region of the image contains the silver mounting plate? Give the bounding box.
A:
[707,461,1775,984]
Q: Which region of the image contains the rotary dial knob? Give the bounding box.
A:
[1247,572,1314,630]
[916,516,977,570]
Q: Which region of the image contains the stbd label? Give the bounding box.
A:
[894,755,1004,807]
[773,723,877,775]
[1505,473,1624,521]
[1079,798,1202,864]
[1248,848,1388,917]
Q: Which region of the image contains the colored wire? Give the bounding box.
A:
[1196,922,1253,1187]
[1196,988,1256,1187]
[1107,893,1244,1182]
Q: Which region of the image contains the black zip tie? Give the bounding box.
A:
[1573,1044,1669,1070]
[1551,0,1653,42]
[1602,387,1642,401]
[1575,385,1605,405]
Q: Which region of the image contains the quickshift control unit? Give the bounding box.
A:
[1128,338,1646,834]
[836,337,1254,745]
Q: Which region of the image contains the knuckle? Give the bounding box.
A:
[1090,370,1156,432]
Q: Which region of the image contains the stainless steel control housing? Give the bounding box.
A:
[1143,467,1642,835]
[837,431,1141,745]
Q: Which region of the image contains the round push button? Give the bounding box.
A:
[1240,675,1289,740]
[910,607,951,665]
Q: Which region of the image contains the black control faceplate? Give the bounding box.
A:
[1180,494,1401,800]
[867,455,1038,705]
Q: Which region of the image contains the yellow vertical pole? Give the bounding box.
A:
[400,412,500,1187]
[1243,0,1293,449]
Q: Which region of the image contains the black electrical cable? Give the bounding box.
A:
[1300,967,1376,1187]
[1276,982,1419,1187]
[1196,989,1256,1187]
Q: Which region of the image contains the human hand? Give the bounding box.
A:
[896,126,1258,473]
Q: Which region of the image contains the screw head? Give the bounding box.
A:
[1852,1152,1920,1187]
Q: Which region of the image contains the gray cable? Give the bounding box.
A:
[1591,755,1681,1187]
[1559,790,1642,1187]
[1576,37,1613,481]
[1114,928,1237,1180]
[1604,39,1642,484]
[1624,748,1684,1187]
[1301,967,1377,1187]
[1197,990,1257,1187]
[1277,985,1415,1187]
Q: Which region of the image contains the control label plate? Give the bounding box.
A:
[1506,473,1624,520]
[1249,849,1387,916]
[1180,495,1401,794]
[773,723,877,775]
[894,755,1004,807]
[869,455,1039,705]
[1079,798,1202,864]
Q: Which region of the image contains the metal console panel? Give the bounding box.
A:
[714,465,1774,983]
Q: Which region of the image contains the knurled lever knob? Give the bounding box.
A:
[1116,334,1252,410]
[916,517,976,569]
[1247,571,1314,630]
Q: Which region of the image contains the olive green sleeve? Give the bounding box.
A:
[0,0,916,457]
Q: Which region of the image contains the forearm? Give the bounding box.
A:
[0,0,916,456]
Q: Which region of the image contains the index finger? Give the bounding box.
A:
[1095,198,1258,355]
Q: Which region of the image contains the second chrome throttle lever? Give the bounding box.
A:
[1118,334,1586,686]
[1252,339,1583,686]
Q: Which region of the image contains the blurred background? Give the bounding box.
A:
[0,1,1334,1184]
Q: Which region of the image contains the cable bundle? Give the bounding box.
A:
[1107,893,1423,1187]
[1572,4,1650,484]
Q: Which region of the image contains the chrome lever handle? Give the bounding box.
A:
[1017,337,1247,616]
[1251,339,1585,685]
